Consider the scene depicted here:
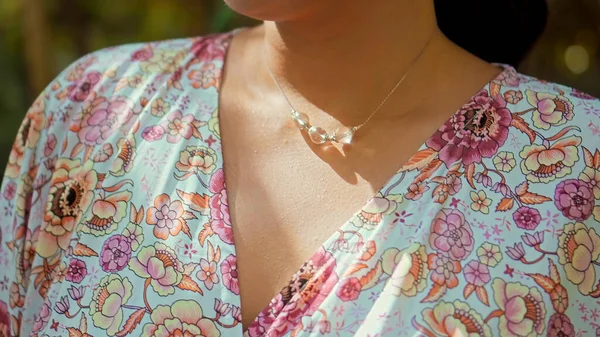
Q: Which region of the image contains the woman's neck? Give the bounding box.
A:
[260,0,443,125]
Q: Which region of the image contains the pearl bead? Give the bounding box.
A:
[334,126,354,144]
[308,126,328,144]
[291,111,310,130]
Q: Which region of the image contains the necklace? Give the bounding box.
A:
[266,35,434,145]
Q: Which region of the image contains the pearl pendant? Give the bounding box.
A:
[334,126,355,144]
[291,110,356,145]
[308,126,328,144]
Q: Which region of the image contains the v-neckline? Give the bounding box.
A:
[212,29,511,336]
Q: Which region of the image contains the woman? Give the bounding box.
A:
[1,1,599,336]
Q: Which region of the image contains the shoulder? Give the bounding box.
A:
[18,32,232,158]
[493,66,600,148]
[49,32,233,102]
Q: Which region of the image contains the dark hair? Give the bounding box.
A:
[435,0,548,66]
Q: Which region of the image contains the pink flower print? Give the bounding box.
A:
[160,110,203,143]
[259,248,338,337]
[474,172,493,187]
[141,125,165,141]
[405,180,429,200]
[3,181,16,200]
[92,143,113,163]
[78,96,134,146]
[493,66,527,87]
[250,294,284,337]
[197,258,219,290]
[428,252,461,288]
[209,169,233,244]
[547,313,574,337]
[525,90,575,130]
[506,242,526,260]
[570,88,595,100]
[554,179,594,221]
[67,71,101,102]
[463,260,490,286]
[191,34,229,63]
[31,301,51,333]
[128,242,183,296]
[426,89,512,167]
[504,90,523,104]
[0,301,10,337]
[67,285,85,301]
[429,208,474,260]
[521,231,544,247]
[301,247,339,313]
[131,46,153,61]
[44,134,57,157]
[220,254,239,295]
[99,235,132,272]
[336,277,361,301]
[188,63,219,89]
[422,300,492,337]
[445,174,462,194]
[491,182,511,197]
[146,194,193,239]
[66,258,87,284]
[512,206,542,230]
[54,295,70,314]
[491,279,546,336]
[213,298,231,316]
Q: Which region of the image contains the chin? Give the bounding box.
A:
[223,0,323,21]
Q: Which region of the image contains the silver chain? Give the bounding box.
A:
[266,33,435,132]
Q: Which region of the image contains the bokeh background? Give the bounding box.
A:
[0,0,599,172]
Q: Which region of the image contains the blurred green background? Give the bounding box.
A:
[0,0,599,172]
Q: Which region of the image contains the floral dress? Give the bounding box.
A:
[1,31,600,337]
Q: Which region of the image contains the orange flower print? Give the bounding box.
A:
[476,242,503,267]
[146,194,196,239]
[579,166,600,200]
[519,136,581,183]
[428,252,461,288]
[38,159,98,257]
[550,284,569,314]
[22,95,47,149]
[556,222,600,295]
[109,134,136,176]
[150,97,170,117]
[525,90,574,130]
[89,274,133,336]
[141,300,221,337]
[176,145,218,175]
[139,49,185,73]
[421,300,492,337]
[406,180,429,200]
[0,300,10,336]
[470,190,492,214]
[80,190,132,236]
[5,95,46,178]
[491,279,546,336]
[208,108,220,139]
[381,243,428,296]
[5,140,24,179]
[351,197,398,230]
[15,171,34,218]
[128,242,184,296]
[197,258,219,290]
[188,63,220,89]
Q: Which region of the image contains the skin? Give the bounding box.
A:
[219,0,501,329]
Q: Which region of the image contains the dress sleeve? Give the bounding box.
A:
[0,87,51,335]
[0,48,129,335]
